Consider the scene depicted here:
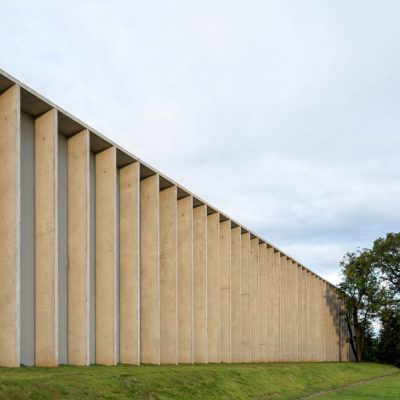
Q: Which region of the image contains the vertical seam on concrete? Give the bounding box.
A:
[15,85,21,366]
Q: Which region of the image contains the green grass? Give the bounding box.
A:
[0,362,397,399]
[314,373,400,399]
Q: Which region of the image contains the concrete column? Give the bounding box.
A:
[287,260,298,361]
[292,262,299,361]
[250,238,259,362]
[140,174,160,364]
[305,271,312,361]
[207,212,220,363]
[309,275,315,361]
[279,255,287,361]
[334,292,341,361]
[67,129,90,365]
[258,242,267,362]
[193,205,207,363]
[297,266,304,361]
[35,109,58,367]
[317,278,323,360]
[272,251,281,361]
[303,269,309,361]
[310,276,319,361]
[230,226,241,363]
[95,146,117,365]
[286,259,294,361]
[339,299,348,361]
[240,232,250,362]
[0,85,20,367]
[177,196,193,364]
[160,186,178,364]
[219,219,231,363]
[266,246,274,361]
[119,162,140,365]
[322,281,329,361]
[330,287,338,361]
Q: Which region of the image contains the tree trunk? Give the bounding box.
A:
[354,326,363,362]
[346,318,357,360]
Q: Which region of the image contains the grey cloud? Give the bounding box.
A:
[1,0,399,282]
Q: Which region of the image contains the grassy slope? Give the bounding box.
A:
[0,362,397,400]
[315,373,400,399]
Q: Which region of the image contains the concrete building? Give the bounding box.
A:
[0,69,350,367]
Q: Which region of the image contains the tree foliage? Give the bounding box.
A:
[372,233,400,295]
[377,304,400,366]
[337,249,386,362]
[338,232,400,364]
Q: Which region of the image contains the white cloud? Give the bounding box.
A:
[1,0,400,284]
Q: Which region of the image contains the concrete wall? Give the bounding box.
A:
[0,77,350,367]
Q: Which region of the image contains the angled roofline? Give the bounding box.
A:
[0,67,336,288]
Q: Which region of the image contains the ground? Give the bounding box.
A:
[313,373,400,399]
[0,362,398,399]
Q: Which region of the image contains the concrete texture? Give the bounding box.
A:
[273,251,281,361]
[160,186,178,364]
[35,109,58,367]
[0,85,20,367]
[58,133,68,365]
[95,146,117,365]
[67,130,90,365]
[119,162,140,365]
[20,112,35,366]
[207,212,220,363]
[266,246,274,361]
[250,238,259,362]
[280,255,287,361]
[240,232,250,362]
[0,70,351,368]
[193,205,207,363]
[258,242,267,362]
[140,174,160,365]
[230,226,241,363]
[177,196,193,364]
[219,220,231,363]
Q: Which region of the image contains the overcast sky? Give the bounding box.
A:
[1,0,399,284]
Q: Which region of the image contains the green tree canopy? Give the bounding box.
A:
[337,249,386,362]
[372,233,400,295]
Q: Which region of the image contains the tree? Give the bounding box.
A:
[377,303,400,367]
[337,249,385,362]
[372,233,400,295]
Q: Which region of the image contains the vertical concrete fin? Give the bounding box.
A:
[95,146,117,365]
[266,247,274,361]
[230,226,241,362]
[140,174,160,364]
[119,162,140,365]
[193,205,207,363]
[207,212,220,363]
[272,251,281,361]
[297,265,304,362]
[240,232,250,362]
[250,237,259,362]
[177,196,193,364]
[279,255,287,361]
[219,220,231,363]
[160,185,178,364]
[34,108,58,367]
[258,242,267,362]
[0,85,21,367]
[286,259,295,361]
[67,129,90,365]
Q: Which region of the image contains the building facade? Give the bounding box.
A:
[0,69,350,367]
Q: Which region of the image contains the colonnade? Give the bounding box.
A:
[0,81,350,367]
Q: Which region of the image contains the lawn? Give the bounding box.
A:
[314,372,400,399]
[0,362,397,399]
